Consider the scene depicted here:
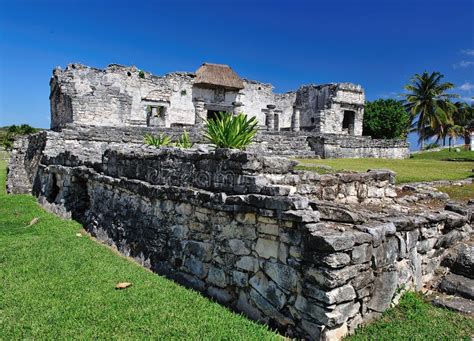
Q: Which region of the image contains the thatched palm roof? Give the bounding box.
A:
[194,63,244,90]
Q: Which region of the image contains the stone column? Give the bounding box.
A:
[274,111,281,131]
[232,102,243,116]
[266,104,276,131]
[194,98,206,127]
[291,105,301,132]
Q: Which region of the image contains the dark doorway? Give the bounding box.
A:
[207,110,221,121]
[342,110,355,135]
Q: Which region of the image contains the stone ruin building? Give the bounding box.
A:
[5,62,472,340]
[50,63,409,159]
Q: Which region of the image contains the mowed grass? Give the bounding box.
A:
[0,160,279,340]
[346,292,474,340]
[437,182,474,202]
[296,149,474,183]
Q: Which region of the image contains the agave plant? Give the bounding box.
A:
[175,129,194,148]
[144,133,171,148]
[203,112,258,149]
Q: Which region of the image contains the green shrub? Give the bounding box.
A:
[1,124,39,151]
[203,112,258,149]
[175,130,193,148]
[144,133,171,148]
[363,99,410,139]
[138,70,145,79]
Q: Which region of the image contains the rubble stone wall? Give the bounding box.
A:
[7,132,472,340]
[308,135,410,159]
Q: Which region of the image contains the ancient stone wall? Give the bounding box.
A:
[7,132,472,340]
[308,135,410,159]
[296,84,364,135]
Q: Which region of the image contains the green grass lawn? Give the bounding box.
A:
[296,149,474,183]
[1,159,473,340]
[437,182,474,202]
[346,292,474,340]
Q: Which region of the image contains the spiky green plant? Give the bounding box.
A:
[144,133,171,148]
[175,129,193,148]
[203,112,258,149]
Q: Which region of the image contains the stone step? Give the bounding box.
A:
[438,273,474,300]
[432,293,474,314]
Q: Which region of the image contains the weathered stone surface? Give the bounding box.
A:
[432,295,474,314]
[303,283,356,305]
[236,256,258,272]
[263,261,299,293]
[367,269,398,312]
[438,273,474,300]
[207,266,227,288]
[355,222,396,247]
[351,244,373,264]
[307,223,356,251]
[255,238,279,259]
[249,272,287,310]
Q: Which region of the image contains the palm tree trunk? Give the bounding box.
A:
[448,137,452,151]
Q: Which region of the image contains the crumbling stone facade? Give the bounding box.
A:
[6,130,472,340]
[48,62,410,159]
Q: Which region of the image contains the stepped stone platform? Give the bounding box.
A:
[6,130,472,340]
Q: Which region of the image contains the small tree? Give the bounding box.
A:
[363,99,410,139]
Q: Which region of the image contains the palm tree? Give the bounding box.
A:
[452,101,474,149]
[404,72,457,150]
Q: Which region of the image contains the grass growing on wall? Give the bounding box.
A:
[0,160,279,340]
[296,150,474,183]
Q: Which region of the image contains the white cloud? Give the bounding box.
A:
[453,60,474,69]
[462,49,474,56]
[458,82,474,91]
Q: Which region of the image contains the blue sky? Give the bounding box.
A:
[1,0,473,149]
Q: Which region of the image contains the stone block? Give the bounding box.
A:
[255,238,279,259]
[232,270,249,287]
[263,261,299,293]
[236,256,259,272]
[249,271,287,309]
[303,283,356,305]
[208,266,227,288]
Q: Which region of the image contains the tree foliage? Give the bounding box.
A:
[403,71,457,149]
[363,99,410,139]
[1,124,39,151]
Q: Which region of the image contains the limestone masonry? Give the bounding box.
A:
[6,129,473,340]
[50,63,409,159]
[7,61,470,340]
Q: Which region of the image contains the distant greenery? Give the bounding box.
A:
[204,112,258,149]
[1,124,39,151]
[363,99,410,139]
[0,160,278,340]
[138,70,145,78]
[144,133,171,147]
[347,292,474,340]
[296,149,474,183]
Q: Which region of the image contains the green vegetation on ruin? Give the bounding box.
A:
[296,149,474,184]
